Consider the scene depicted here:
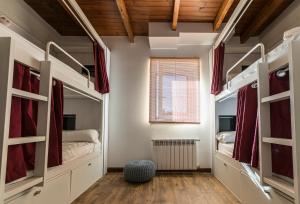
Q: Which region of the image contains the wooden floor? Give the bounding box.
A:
[72,173,240,204]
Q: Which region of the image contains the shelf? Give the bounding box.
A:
[264,176,294,198]
[8,136,46,145]
[261,91,290,103]
[12,88,48,102]
[262,137,293,146]
[4,177,43,199]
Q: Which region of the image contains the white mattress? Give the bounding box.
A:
[218,143,234,157]
[7,142,101,185]
[62,142,101,164]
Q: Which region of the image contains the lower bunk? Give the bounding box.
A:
[5,131,103,204]
[214,151,293,204]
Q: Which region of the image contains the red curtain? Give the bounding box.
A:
[6,62,63,183]
[211,42,225,95]
[21,70,39,170]
[93,42,109,94]
[233,70,293,178]
[269,71,293,178]
[6,63,27,183]
[233,83,258,164]
[48,80,63,167]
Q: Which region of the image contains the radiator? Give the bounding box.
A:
[152,139,198,170]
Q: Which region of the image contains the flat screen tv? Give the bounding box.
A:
[63,114,76,130]
[219,115,236,132]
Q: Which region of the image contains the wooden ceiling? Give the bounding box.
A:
[76,0,233,36]
[23,0,294,43]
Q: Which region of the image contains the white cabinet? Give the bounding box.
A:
[214,155,241,201]
[240,172,293,204]
[214,154,293,204]
[6,173,70,204]
[70,156,103,202]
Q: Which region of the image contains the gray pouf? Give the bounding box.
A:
[124,160,156,183]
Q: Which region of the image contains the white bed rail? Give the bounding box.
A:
[45,41,91,88]
[226,43,266,89]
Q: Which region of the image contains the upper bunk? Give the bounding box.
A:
[215,36,294,102]
[0,23,103,102]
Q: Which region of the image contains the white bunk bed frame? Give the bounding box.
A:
[215,38,300,203]
[0,23,105,204]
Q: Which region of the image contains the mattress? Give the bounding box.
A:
[7,142,101,185]
[218,142,234,157]
[62,142,101,164]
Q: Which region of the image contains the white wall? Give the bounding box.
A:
[103,36,212,169]
[260,0,300,50]
[64,98,102,131]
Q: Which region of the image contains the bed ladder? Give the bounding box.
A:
[0,38,52,203]
[257,40,300,203]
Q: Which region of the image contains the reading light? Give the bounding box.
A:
[0,15,12,26]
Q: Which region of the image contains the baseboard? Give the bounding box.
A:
[107,167,211,173]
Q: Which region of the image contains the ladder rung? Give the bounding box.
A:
[264,176,294,198]
[12,88,48,102]
[4,177,43,199]
[261,91,290,103]
[262,137,293,146]
[8,136,46,145]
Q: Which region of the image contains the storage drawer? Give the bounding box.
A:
[70,156,102,201]
[214,156,241,201]
[240,171,293,204]
[6,173,70,204]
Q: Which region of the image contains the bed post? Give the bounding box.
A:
[0,37,15,204]
[33,61,53,182]
[289,40,300,204]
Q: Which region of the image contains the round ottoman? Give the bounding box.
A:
[124,160,156,183]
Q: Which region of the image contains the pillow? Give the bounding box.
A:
[62,129,100,144]
[216,131,236,143]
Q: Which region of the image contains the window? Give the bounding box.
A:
[149,58,200,123]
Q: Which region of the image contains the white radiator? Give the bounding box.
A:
[152,139,198,170]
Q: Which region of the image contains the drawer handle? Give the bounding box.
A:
[88,163,92,166]
[33,190,42,196]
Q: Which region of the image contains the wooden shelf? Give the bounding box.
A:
[262,137,293,146]
[261,91,290,103]
[4,177,43,199]
[264,176,295,198]
[8,136,46,145]
[12,88,48,102]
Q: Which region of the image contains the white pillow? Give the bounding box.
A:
[62,129,100,144]
[216,131,236,143]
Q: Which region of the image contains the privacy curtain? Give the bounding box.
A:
[93,42,109,94]
[269,71,293,178]
[6,63,27,183]
[211,42,225,95]
[6,62,63,183]
[233,69,293,178]
[233,83,258,165]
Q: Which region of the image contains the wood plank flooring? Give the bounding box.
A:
[72,173,240,204]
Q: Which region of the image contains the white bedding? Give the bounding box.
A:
[218,143,234,157]
[62,142,101,164]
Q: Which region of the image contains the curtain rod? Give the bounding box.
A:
[59,0,107,50]
[214,0,253,47]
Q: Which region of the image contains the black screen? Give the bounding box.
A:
[219,115,236,132]
[63,114,76,130]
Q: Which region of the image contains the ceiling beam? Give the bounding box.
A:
[240,0,293,43]
[172,0,181,30]
[213,0,235,32]
[115,0,134,42]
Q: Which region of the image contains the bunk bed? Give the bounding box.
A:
[213,31,300,204]
[0,23,105,204]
